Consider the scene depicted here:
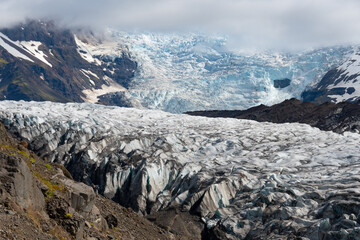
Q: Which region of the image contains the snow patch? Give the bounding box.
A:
[81,80,126,103]
[0,32,52,67]
[74,35,99,64]
[80,69,99,79]
[74,34,125,66]
[0,32,34,62]
[19,41,52,67]
[338,50,360,77]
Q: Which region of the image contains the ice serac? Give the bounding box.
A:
[1,101,360,239]
[302,49,360,104]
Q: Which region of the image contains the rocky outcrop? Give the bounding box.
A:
[187,98,360,134]
[147,207,205,239]
[1,101,360,239]
[0,152,45,211]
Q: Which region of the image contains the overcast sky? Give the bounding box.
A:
[1,0,360,51]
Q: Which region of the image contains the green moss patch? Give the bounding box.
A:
[0,58,8,65]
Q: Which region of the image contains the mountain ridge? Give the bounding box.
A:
[186,98,360,133]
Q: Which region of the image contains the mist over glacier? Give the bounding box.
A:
[2,0,360,51]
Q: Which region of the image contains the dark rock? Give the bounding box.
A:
[0,153,45,211]
[61,178,96,217]
[46,196,69,219]
[146,207,204,239]
[347,87,356,94]
[186,98,360,134]
[203,224,229,240]
[273,78,291,89]
[105,214,118,229]
[98,91,142,108]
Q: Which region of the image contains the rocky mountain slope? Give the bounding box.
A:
[0,122,177,239]
[1,101,360,239]
[302,50,360,104]
[0,20,137,104]
[187,98,360,134]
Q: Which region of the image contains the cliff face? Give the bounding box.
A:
[0,122,177,240]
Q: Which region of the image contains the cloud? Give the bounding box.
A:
[1,0,360,51]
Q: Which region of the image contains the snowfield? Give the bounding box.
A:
[1,101,360,239]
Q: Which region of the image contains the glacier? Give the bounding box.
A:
[1,101,360,239]
[77,31,356,113]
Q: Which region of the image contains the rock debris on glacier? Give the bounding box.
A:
[1,101,360,239]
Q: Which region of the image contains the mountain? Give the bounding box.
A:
[186,98,360,133]
[0,20,356,113]
[1,101,360,239]
[0,122,177,240]
[0,20,137,104]
[302,50,360,104]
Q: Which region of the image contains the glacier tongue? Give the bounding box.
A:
[1,101,360,239]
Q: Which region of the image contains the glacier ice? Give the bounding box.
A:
[78,31,356,113]
[1,101,360,238]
